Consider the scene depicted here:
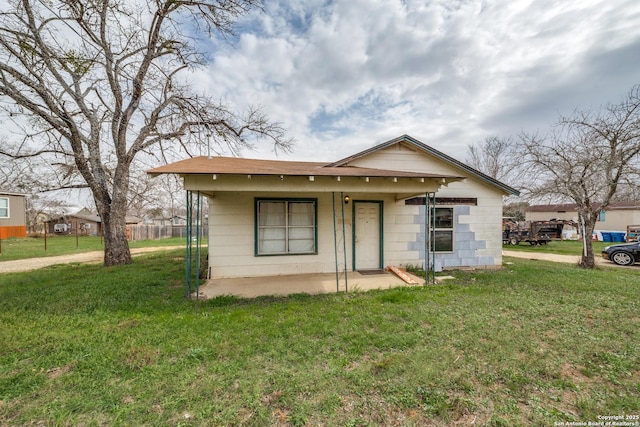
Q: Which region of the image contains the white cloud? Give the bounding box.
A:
[196,0,640,162]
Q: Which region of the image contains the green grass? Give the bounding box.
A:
[0,236,190,261]
[1,251,639,426]
[503,239,612,255]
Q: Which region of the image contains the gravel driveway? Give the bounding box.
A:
[502,250,639,269]
[0,246,183,274]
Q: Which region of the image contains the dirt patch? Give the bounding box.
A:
[47,363,74,380]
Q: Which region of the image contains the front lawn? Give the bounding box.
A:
[1,251,638,426]
[0,236,190,261]
[503,239,611,255]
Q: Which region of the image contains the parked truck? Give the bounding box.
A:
[53,223,71,234]
[627,225,640,242]
[503,219,578,246]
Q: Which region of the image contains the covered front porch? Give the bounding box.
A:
[148,151,466,299]
[194,269,426,299]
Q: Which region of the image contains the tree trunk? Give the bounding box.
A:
[580,240,596,268]
[98,169,132,266]
[102,209,132,266]
[579,215,597,269]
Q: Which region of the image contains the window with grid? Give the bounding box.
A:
[431,207,454,252]
[256,199,317,255]
[0,198,8,218]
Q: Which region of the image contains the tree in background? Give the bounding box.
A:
[466,135,518,183]
[127,169,166,220]
[128,171,186,223]
[466,135,527,220]
[0,0,291,266]
[24,195,69,234]
[610,174,640,202]
[521,84,640,268]
[502,201,529,222]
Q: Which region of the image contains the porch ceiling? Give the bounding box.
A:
[182,173,451,195]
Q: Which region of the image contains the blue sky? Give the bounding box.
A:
[192,0,640,163]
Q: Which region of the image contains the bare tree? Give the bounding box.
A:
[521,84,640,268]
[466,135,520,183]
[502,201,529,222]
[611,173,640,201]
[0,0,292,266]
[126,168,186,222]
[127,168,164,219]
[0,154,20,190]
[151,173,187,222]
[466,135,527,220]
[25,194,69,233]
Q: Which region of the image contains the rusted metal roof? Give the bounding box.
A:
[148,155,464,180]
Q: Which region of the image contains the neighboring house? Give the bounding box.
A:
[171,215,187,226]
[46,209,141,236]
[526,202,640,233]
[0,190,27,238]
[149,135,519,280]
[46,210,101,235]
[143,214,187,226]
[142,214,164,225]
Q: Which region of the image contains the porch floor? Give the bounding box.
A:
[194,270,426,299]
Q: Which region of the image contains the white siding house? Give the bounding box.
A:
[149,135,519,282]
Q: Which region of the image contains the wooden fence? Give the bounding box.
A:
[0,225,27,239]
[126,225,207,241]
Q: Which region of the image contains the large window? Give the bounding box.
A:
[431,207,454,252]
[0,198,8,218]
[256,199,317,255]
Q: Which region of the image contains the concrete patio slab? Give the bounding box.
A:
[194,270,426,299]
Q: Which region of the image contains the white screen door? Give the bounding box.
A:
[354,202,381,270]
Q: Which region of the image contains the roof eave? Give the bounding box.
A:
[0,190,28,196]
[147,157,466,182]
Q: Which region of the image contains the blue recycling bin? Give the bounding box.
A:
[601,232,612,242]
[611,232,625,242]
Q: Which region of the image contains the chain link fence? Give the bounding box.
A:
[126,225,207,241]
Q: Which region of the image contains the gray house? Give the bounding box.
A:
[0,190,27,238]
